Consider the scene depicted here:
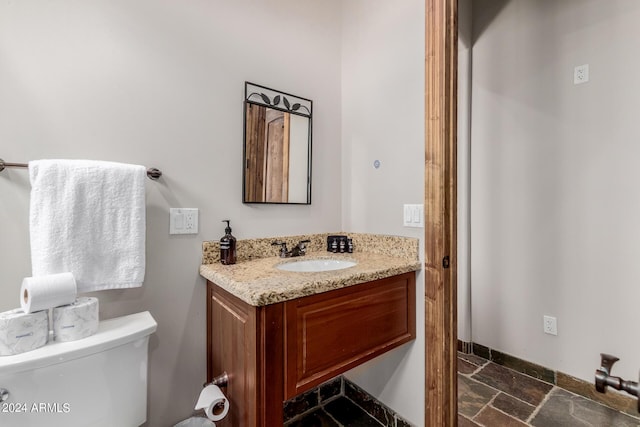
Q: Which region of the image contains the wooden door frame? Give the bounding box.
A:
[425,0,458,425]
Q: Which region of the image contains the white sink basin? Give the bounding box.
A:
[276,259,357,272]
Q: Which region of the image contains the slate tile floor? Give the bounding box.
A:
[287,352,640,426]
[458,352,640,427]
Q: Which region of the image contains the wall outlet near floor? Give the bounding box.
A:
[169,208,199,235]
[543,315,558,335]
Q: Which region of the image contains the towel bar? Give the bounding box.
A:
[0,158,162,180]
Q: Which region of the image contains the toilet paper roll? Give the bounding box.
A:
[195,385,229,422]
[21,272,77,314]
[52,297,99,342]
[0,308,49,356]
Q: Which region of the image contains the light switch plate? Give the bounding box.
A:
[170,208,199,235]
[403,204,424,228]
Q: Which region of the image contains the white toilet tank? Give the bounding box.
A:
[0,311,157,427]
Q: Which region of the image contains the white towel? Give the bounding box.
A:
[29,159,146,292]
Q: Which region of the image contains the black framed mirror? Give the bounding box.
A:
[243,82,312,204]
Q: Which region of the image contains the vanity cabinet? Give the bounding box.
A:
[206,272,416,427]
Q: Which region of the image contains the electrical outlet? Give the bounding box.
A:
[169,208,199,235]
[184,209,198,233]
[543,315,557,336]
[574,64,589,84]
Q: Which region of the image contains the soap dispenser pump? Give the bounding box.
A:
[220,220,237,265]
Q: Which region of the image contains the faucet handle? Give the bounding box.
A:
[271,241,288,256]
[297,239,311,253]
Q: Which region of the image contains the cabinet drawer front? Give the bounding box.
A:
[285,272,416,398]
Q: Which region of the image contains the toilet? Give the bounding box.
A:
[0,311,157,427]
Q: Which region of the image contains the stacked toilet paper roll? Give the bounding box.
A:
[21,272,77,313]
[0,273,101,356]
[52,297,99,342]
[195,385,229,422]
[0,308,49,356]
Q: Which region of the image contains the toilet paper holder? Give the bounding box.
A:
[0,388,9,402]
[203,371,228,389]
[197,372,230,421]
[595,353,640,412]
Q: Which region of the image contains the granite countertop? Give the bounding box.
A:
[199,251,421,306]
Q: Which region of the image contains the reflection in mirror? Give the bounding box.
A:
[243,82,312,204]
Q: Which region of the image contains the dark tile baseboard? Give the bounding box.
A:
[471,342,555,384]
[460,340,639,418]
[284,376,413,427]
[457,340,473,354]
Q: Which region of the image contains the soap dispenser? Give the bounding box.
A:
[220,220,237,265]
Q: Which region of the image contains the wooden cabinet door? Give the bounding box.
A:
[207,284,258,427]
[284,272,416,399]
[207,284,284,427]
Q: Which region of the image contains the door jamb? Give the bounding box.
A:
[424,0,458,425]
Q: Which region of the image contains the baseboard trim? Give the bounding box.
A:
[457,340,473,354]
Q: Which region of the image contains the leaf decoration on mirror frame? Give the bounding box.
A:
[291,103,301,111]
[283,97,291,110]
[260,93,271,105]
[273,95,281,106]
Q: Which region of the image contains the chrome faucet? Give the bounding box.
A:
[272,240,311,258]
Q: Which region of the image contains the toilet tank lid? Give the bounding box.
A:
[0,311,157,376]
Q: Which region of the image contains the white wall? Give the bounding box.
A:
[458,0,473,344]
[471,0,640,384]
[341,1,425,424]
[0,1,342,425]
